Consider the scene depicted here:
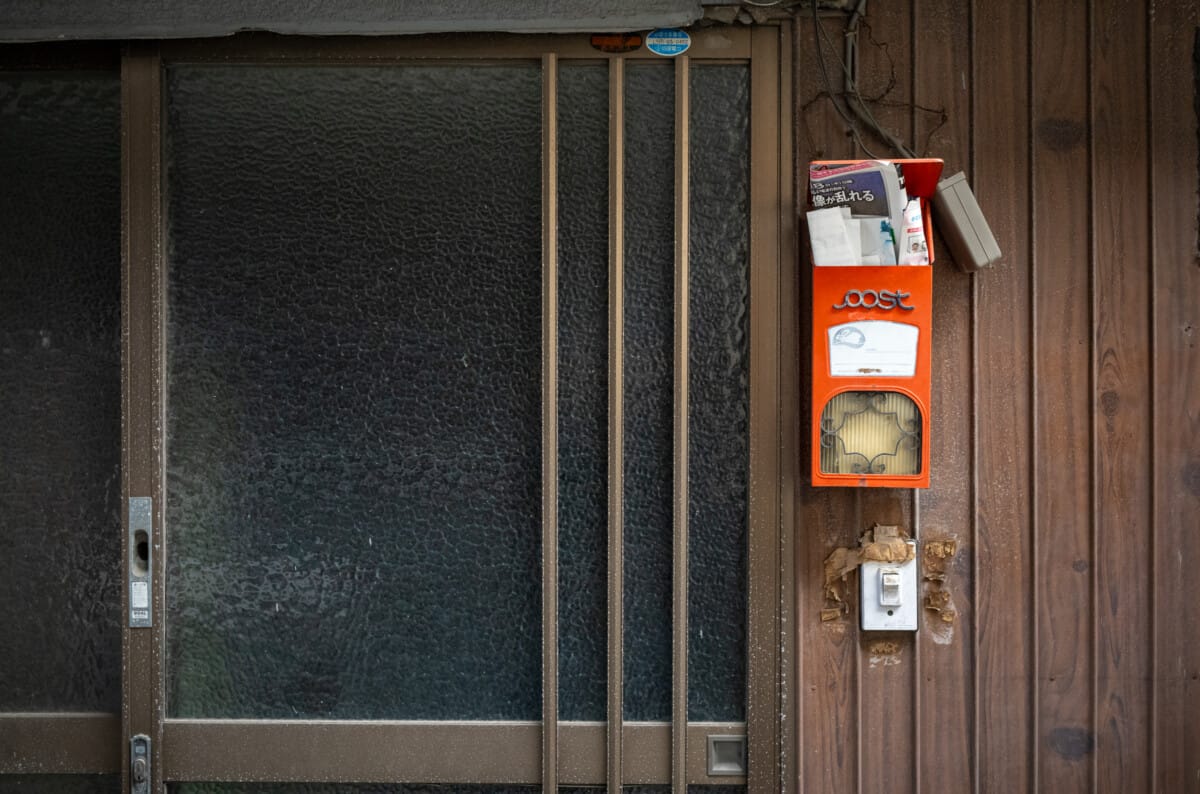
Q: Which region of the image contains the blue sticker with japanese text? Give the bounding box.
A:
[645,28,691,57]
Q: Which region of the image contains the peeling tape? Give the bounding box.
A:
[821,524,914,619]
[922,535,959,629]
[923,588,953,621]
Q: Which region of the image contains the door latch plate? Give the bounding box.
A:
[130,734,150,794]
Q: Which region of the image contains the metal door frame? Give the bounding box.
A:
[1,24,796,794]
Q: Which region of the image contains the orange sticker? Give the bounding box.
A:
[590,33,643,53]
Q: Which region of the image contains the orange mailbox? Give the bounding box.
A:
[809,158,943,488]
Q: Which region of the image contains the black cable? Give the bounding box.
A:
[811,1,876,158]
[814,2,917,159]
[795,0,919,160]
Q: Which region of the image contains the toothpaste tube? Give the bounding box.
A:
[898,199,930,265]
[879,220,897,265]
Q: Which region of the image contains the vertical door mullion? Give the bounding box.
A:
[774,20,798,794]
[606,54,626,794]
[747,25,785,794]
[121,43,167,794]
[542,51,560,794]
[671,53,691,794]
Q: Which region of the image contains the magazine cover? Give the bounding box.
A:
[809,161,893,218]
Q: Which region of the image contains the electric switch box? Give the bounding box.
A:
[932,171,1002,272]
[860,539,919,631]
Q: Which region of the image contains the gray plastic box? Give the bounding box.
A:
[932,171,1002,272]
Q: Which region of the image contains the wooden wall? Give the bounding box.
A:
[791,0,1200,790]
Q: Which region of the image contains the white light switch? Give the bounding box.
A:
[860,540,918,630]
[879,570,902,606]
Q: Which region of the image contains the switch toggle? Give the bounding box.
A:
[880,570,902,606]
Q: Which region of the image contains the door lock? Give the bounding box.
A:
[130,734,150,794]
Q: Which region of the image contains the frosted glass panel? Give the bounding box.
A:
[556,63,609,721]
[820,391,922,475]
[165,65,542,719]
[0,777,119,794]
[622,63,675,722]
[0,72,121,712]
[687,65,750,723]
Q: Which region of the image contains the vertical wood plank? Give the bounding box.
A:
[854,493,913,794]
[1149,3,1200,790]
[1089,1,1153,791]
[852,3,918,792]
[1031,0,1094,789]
[913,0,976,788]
[971,0,1036,790]
[795,9,861,793]
[796,8,869,163]
[852,0,913,158]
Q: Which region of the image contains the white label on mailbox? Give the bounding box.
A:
[131,580,149,609]
[828,320,918,377]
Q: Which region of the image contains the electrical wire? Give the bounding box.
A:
[820,11,917,158]
[810,0,918,159]
[811,1,877,158]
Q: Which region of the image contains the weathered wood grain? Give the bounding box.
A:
[1089,0,1154,790]
[794,9,862,792]
[1149,2,1200,790]
[1031,0,1094,788]
[850,3,921,792]
[914,0,976,789]
[971,0,1037,790]
[792,0,1199,789]
[856,490,915,794]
